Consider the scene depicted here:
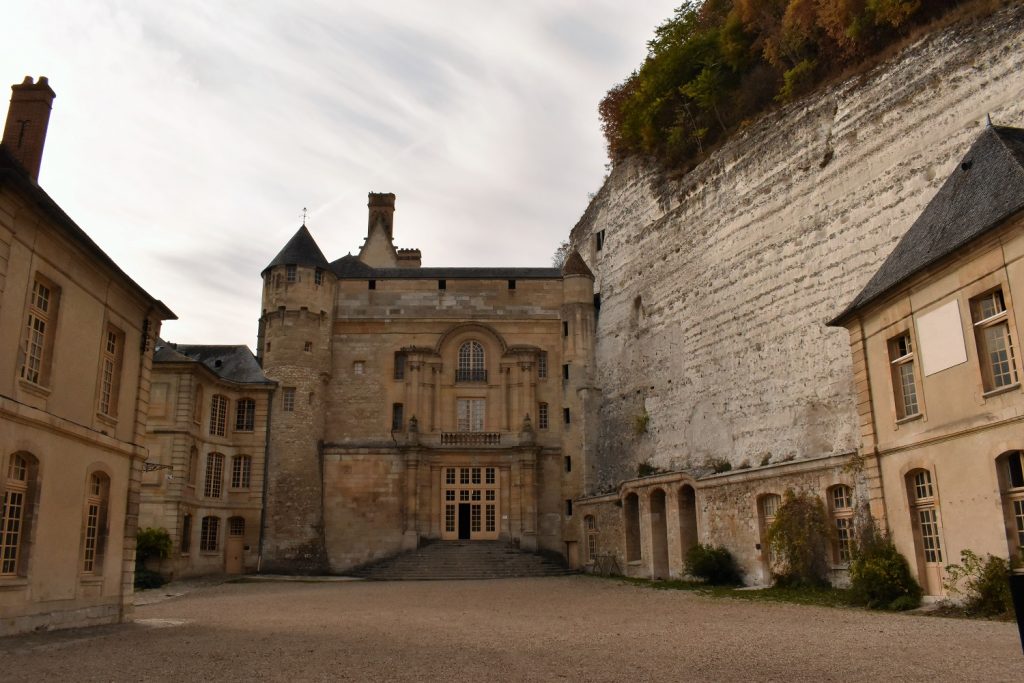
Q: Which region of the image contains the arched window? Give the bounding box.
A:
[996,451,1024,561]
[204,453,224,498]
[230,455,252,490]
[81,472,109,575]
[829,485,855,564]
[585,515,598,563]
[1,452,39,577]
[906,468,944,594]
[457,341,486,382]
[209,395,228,436]
[235,398,255,432]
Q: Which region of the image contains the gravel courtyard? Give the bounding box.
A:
[2,576,1019,682]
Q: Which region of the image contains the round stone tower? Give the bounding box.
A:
[258,224,335,573]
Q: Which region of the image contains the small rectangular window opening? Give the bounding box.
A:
[286,265,297,283]
[562,321,569,337]
[392,403,404,432]
[562,364,569,380]
[314,269,323,285]
[565,499,573,516]
[596,230,605,251]
[564,456,572,473]
[304,341,313,352]
[368,279,376,290]
[563,407,571,424]
[508,279,516,290]
[438,279,446,290]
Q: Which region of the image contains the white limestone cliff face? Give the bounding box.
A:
[570,5,1024,493]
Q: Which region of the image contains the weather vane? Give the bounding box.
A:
[302,207,309,224]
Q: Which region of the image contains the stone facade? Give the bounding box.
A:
[139,343,273,578]
[258,196,595,573]
[0,78,173,635]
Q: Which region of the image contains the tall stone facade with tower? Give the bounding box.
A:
[258,193,596,573]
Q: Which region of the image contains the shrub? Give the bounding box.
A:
[134,569,166,590]
[134,527,172,589]
[943,550,1014,617]
[848,510,922,610]
[686,544,742,585]
[766,490,832,587]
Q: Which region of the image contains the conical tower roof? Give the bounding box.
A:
[263,224,330,274]
[561,249,594,278]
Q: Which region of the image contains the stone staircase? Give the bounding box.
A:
[348,540,576,581]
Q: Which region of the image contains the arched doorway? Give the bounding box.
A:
[650,489,669,579]
[624,493,641,563]
[678,485,698,566]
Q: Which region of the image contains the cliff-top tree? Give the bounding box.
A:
[600,0,984,169]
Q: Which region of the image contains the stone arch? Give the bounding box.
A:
[677,484,698,564]
[434,322,509,357]
[623,492,641,562]
[649,488,669,579]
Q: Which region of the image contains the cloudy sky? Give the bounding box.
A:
[3,1,675,347]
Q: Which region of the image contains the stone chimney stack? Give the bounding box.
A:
[2,76,56,181]
[367,192,396,239]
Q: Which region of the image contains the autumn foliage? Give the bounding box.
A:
[600,0,989,168]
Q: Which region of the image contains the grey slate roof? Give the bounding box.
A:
[264,225,331,274]
[830,125,1024,325]
[329,254,560,280]
[154,340,273,384]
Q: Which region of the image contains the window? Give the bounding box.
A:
[457,341,486,382]
[438,279,446,290]
[231,455,252,489]
[193,385,203,424]
[97,326,123,417]
[565,499,573,516]
[562,364,569,381]
[204,453,224,498]
[229,517,245,537]
[392,403,404,432]
[595,230,605,251]
[282,387,295,412]
[368,279,376,290]
[563,407,570,424]
[209,395,228,436]
[187,447,198,487]
[394,352,406,380]
[909,469,943,564]
[829,485,855,563]
[761,494,781,522]
[181,513,192,554]
[82,473,109,574]
[314,268,323,285]
[538,351,547,379]
[235,398,256,432]
[21,276,59,385]
[304,341,313,352]
[1,453,37,577]
[457,398,485,432]
[538,403,549,430]
[562,321,569,337]
[585,515,598,562]
[286,265,297,283]
[353,361,365,375]
[564,455,571,472]
[971,289,1019,392]
[200,516,220,552]
[998,451,1024,561]
[508,279,516,290]
[888,332,920,419]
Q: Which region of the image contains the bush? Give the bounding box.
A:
[766,490,832,587]
[686,544,742,585]
[134,569,167,590]
[848,510,922,610]
[944,550,1014,617]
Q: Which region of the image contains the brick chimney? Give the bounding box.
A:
[367,192,396,239]
[2,76,56,181]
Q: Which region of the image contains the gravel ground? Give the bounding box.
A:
[2,576,1019,682]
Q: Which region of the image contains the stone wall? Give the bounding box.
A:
[568,5,1024,493]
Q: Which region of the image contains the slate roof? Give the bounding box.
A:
[830,125,1024,325]
[154,340,273,384]
[0,147,176,320]
[264,224,331,274]
[329,254,560,280]
[561,250,594,278]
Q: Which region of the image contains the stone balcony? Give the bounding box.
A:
[440,431,502,446]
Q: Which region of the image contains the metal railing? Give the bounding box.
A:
[440,432,501,446]
[455,368,487,383]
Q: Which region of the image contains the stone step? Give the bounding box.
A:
[349,541,575,581]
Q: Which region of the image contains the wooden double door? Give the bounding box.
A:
[441,466,500,541]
